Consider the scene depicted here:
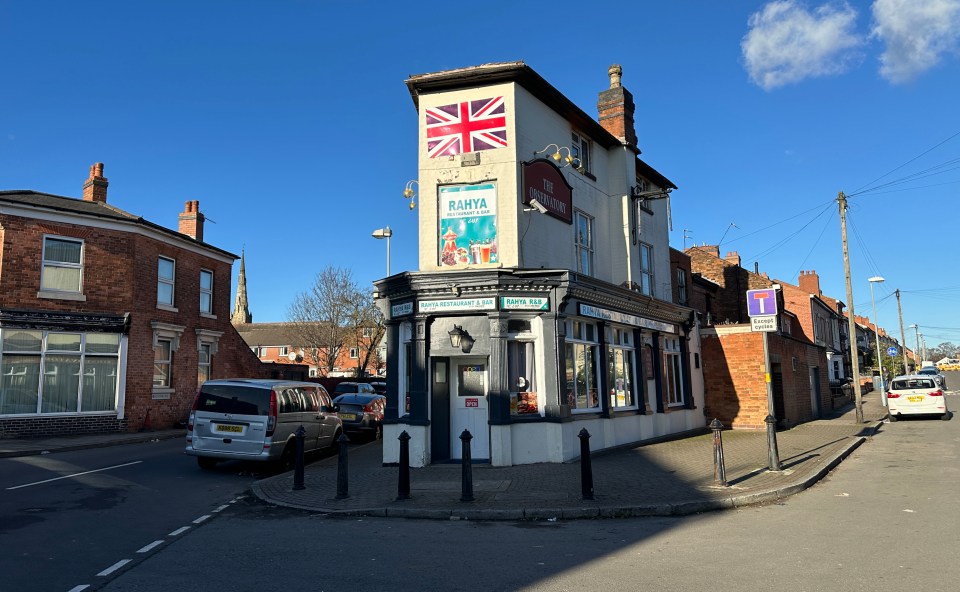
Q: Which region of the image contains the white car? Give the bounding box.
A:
[886,375,950,421]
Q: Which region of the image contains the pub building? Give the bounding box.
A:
[375,62,705,467]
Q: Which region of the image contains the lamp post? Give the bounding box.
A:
[371,226,392,276]
[909,324,920,373]
[868,276,885,405]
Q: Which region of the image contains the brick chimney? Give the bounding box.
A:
[178,200,205,241]
[82,162,108,203]
[597,64,637,147]
[724,251,741,266]
[798,270,821,296]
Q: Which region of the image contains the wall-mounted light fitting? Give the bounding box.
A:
[448,325,475,353]
[534,144,585,173]
[403,180,419,210]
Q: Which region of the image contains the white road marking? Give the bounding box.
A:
[137,540,164,554]
[5,461,143,490]
[212,504,230,513]
[168,526,190,536]
[192,514,211,524]
[67,586,90,592]
[96,559,131,577]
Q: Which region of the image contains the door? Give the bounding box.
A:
[449,359,489,461]
[809,367,822,419]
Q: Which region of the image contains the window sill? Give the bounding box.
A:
[37,290,86,302]
[157,304,179,313]
[152,387,174,400]
[200,312,217,320]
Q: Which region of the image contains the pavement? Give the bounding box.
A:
[1,395,890,521]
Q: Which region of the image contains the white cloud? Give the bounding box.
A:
[871,0,960,83]
[742,1,864,90]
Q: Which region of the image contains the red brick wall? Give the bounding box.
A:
[0,212,266,435]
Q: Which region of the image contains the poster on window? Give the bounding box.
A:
[511,392,539,415]
[438,183,498,268]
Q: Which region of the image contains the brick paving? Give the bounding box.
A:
[0,396,889,521]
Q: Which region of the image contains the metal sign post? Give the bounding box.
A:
[747,288,781,471]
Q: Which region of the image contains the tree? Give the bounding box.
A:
[288,266,375,377]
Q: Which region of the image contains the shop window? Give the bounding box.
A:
[41,236,83,294]
[565,320,599,411]
[606,327,636,409]
[508,341,538,416]
[663,337,684,407]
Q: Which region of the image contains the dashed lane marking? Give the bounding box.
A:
[212,504,230,513]
[66,586,90,592]
[136,540,164,554]
[192,514,211,524]
[96,559,131,577]
[168,526,190,536]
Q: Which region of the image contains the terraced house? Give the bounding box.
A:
[0,164,264,437]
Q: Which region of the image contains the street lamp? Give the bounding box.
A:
[868,276,885,405]
[371,226,392,276]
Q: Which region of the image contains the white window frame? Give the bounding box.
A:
[606,326,637,410]
[199,269,214,316]
[571,131,590,174]
[39,235,86,300]
[349,347,359,359]
[150,322,184,395]
[574,211,594,276]
[154,338,173,388]
[663,337,684,407]
[196,329,222,386]
[565,319,600,412]
[278,346,288,356]
[639,242,654,296]
[157,256,177,310]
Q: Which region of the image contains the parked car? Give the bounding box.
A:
[185,379,342,469]
[886,375,950,421]
[916,366,947,390]
[333,381,376,396]
[333,393,386,440]
[370,381,387,395]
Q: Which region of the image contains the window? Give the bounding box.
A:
[663,337,684,407]
[199,269,213,315]
[154,339,172,387]
[508,340,538,415]
[278,346,288,356]
[157,257,175,306]
[564,320,599,411]
[362,327,374,339]
[639,243,654,296]
[606,327,635,409]
[575,211,594,276]
[677,268,688,305]
[198,343,212,384]
[41,236,84,293]
[349,347,359,359]
[571,131,590,173]
[0,329,120,416]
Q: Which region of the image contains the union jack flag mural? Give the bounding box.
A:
[425,97,507,158]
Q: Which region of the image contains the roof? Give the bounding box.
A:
[234,322,331,347]
[405,61,676,190]
[0,190,237,259]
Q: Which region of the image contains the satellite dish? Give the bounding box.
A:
[287,352,297,361]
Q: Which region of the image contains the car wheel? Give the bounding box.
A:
[279,444,295,471]
[197,457,218,470]
[888,413,898,422]
[372,422,383,441]
[942,411,952,421]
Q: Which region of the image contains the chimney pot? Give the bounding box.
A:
[597,64,637,147]
[82,162,108,203]
[178,199,205,241]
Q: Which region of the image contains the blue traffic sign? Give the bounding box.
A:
[746,288,778,317]
[887,346,898,356]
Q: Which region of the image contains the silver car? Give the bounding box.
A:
[916,366,947,390]
[185,379,342,469]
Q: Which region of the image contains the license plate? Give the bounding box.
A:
[907,396,924,403]
[339,413,357,421]
[216,424,243,433]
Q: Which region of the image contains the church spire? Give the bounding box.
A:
[231,249,252,325]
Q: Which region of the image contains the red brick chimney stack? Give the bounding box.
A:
[82,162,108,203]
[178,200,205,241]
[597,64,637,148]
[724,251,741,267]
[798,270,822,296]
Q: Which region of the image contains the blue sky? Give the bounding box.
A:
[2,1,959,352]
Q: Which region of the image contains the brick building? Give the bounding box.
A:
[0,163,265,437]
[687,246,832,429]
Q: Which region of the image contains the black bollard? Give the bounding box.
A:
[710,418,727,486]
[578,428,594,500]
[293,425,306,491]
[397,430,411,501]
[765,414,782,471]
[459,429,474,502]
[335,433,349,499]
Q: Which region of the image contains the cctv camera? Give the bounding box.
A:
[528,198,548,214]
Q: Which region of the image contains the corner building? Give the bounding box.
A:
[375,62,705,467]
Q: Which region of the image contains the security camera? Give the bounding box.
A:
[527,198,548,214]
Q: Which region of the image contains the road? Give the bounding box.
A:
[79,395,958,592]
[0,438,297,592]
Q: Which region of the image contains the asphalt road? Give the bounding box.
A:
[0,438,315,592]
[85,395,959,592]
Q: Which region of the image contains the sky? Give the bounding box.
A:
[2,0,959,353]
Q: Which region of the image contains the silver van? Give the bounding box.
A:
[185,379,342,469]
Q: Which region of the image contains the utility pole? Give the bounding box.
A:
[838,192,864,423]
[896,289,909,377]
